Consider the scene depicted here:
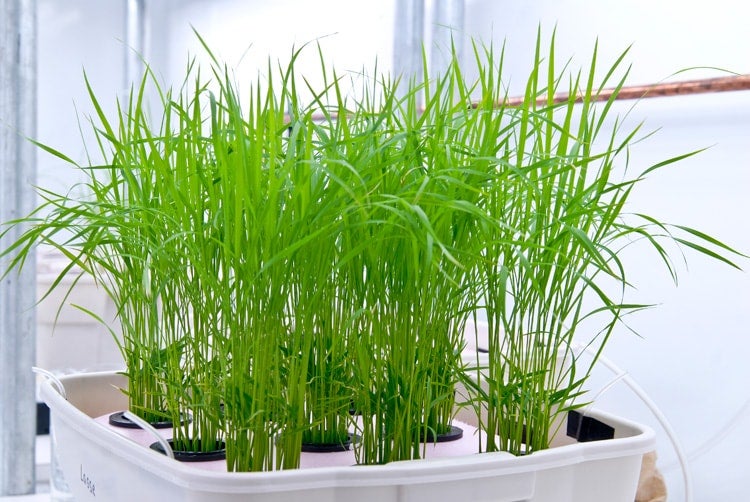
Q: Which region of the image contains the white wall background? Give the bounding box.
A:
[37,1,749,500]
[458,3,750,500]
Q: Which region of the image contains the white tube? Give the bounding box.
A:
[32,367,67,400]
[122,411,175,460]
[574,344,693,502]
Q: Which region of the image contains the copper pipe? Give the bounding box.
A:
[501,74,750,107]
[290,74,750,123]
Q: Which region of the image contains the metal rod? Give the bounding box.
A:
[289,74,750,124]
[498,73,750,107]
[124,0,146,89]
[0,0,38,495]
[393,0,425,99]
[430,0,465,77]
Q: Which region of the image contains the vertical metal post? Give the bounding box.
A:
[430,0,465,77]
[124,0,146,89]
[393,0,425,100]
[0,0,38,495]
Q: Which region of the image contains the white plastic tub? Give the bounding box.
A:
[41,371,655,502]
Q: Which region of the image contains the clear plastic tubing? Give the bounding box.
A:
[572,344,693,502]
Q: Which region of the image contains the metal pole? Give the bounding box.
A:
[124,0,146,89]
[393,0,425,100]
[0,0,38,495]
[430,0,465,77]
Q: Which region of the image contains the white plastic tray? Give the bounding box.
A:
[41,371,654,502]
